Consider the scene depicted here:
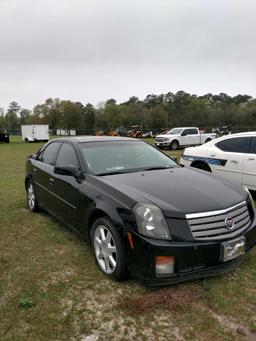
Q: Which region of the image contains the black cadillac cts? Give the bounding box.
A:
[25,136,256,285]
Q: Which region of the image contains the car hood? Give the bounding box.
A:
[156,134,178,138]
[99,167,247,218]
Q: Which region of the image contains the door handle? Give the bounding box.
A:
[248,158,255,161]
[230,160,238,164]
[210,154,216,157]
[49,178,54,185]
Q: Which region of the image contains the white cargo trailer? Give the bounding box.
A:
[21,125,49,142]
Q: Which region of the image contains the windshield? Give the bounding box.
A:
[79,140,177,175]
[166,128,183,135]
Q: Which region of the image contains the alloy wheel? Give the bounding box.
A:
[93,225,117,274]
[27,183,35,210]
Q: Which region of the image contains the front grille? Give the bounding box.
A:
[155,137,165,142]
[186,201,251,241]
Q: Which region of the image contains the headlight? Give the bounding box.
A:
[164,138,169,142]
[133,203,171,240]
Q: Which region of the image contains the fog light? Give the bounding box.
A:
[155,256,175,276]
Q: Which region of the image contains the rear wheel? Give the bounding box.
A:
[205,138,212,143]
[26,180,38,212]
[91,217,128,281]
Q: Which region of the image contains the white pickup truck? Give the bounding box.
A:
[155,127,216,150]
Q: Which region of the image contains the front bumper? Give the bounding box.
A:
[155,141,170,148]
[179,157,192,167]
[127,217,256,286]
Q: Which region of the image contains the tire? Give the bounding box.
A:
[26,180,39,212]
[170,140,179,150]
[91,217,128,281]
[205,138,211,143]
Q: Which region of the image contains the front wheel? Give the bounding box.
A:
[91,217,128,281]
[26,180,38,212]
[170,140,179,150]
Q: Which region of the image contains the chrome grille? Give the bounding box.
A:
[186,201,251,241]
[155,137,165,142]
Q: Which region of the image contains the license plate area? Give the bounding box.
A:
[221,237,246,262]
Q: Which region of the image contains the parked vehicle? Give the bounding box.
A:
[114,127,127,137]
[127,125,142,138]
[180,132,256,192]
[25,136,256,285]
[212,126,232,137]
[0,129,9,143]
[142,131,153,138]
[22,125,49,142]
[155,127,216,150]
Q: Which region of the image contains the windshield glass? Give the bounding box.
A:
[166,128,183,135]
[79,141,177,175]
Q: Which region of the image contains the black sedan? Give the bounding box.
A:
[25,136,256,285]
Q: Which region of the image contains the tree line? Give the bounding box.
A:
[1,91,256,133]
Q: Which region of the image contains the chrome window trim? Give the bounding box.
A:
[186,201,247,219]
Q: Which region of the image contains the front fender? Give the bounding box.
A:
[84,196,136,241]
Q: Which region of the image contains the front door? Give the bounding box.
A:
[49,142,84,229]
[242,137,256,191]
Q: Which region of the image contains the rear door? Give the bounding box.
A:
[242,137,256,191]
[32,141,61,209]
[211,137,249,186]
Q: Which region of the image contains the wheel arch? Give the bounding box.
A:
[190,160,212,172]
[86,203,128,245]
[25,175,32,189]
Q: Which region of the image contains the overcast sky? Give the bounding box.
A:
[0,0,256,110]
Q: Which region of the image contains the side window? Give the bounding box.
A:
[250,137,256,154]
[182,129,190,136]
[189,129,198,135]
[216,137,249,153]
[40,142,60,165]
[56,143,80,168]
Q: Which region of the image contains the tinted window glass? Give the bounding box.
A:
[56,143,80,168]
[40,142,60,164]
[250,137,256,154]
[216,137,249,153]
[182,129,190,136]
[190,129,198,135]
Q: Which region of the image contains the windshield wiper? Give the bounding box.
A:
[140,166,175,171]
[97,169,138,176]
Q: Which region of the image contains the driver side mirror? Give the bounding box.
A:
[54,165,78,176]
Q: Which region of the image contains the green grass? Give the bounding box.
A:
[0,136,256,340]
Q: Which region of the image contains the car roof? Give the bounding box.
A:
[51,136,138,143]
[168,127,198,130]
[212,131,256,143]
